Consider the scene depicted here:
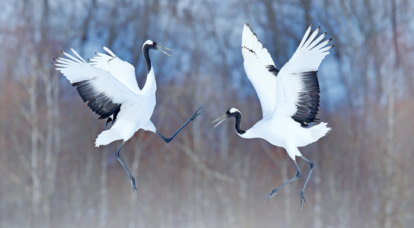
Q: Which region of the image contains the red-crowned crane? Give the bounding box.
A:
[213,24,332,209]
[54,41,201,192]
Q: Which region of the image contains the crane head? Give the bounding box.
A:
[212,108,241,128]
[143,40,173,56]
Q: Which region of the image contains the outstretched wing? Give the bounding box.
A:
[242,23,278,119]
[89,46,141,94]
[272,26,333,126]
[54,48,142,120]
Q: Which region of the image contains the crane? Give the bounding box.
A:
[54,40,202,192]
[212,23,332,209]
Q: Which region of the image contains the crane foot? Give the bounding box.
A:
[299,191,307,209]
[190,107,203,121]
[130,177,138,193]
[263,188,278,202]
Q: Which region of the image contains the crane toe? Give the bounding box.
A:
[130,177,138,193]
[190,106,203,121]
[263,189,278,202]
[300,191,307,209]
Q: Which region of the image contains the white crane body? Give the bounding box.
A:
[95,68,157,147]
[241,119,329,159]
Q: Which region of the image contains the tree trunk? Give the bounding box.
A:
[313,145,322,228]
[384,0,398,227]
[281,159,291,227]
[100,149,108,228]
[28,59,41,228]
[128,139,143,228]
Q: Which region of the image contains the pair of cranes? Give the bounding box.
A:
[54,23,332,209]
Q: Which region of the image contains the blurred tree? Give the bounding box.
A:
[0,0,413,227]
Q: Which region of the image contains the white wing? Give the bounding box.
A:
[89,46,141,94]
[54,48,142,120]
[272,26,333,126]
[242,23,278,119]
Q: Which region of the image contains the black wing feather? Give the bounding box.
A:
[291,71,320,126]
[266,65,279,76]
[72,80,121,120]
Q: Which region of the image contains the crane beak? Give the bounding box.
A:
[155,44,173,56]
[212,114,228,128]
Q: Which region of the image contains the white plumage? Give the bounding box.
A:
[55,47,151,147]
[54,41,201,192]
[213,23,333,208]
[89,46,141,94]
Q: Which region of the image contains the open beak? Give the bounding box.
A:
[212,114,228,128]
[156,44,173,56]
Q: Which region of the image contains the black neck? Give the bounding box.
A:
[233,113,246,135]
[143,44,151,72]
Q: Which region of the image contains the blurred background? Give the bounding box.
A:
[0,0,413,227]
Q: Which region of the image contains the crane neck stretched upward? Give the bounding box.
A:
[143,43,152,72]
[232,112,246,135]
[142,43,157,93]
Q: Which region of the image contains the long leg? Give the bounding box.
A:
[114,142,137,192]
[299,155,314,209]
[156,106,202,143]
[263,161,301,202]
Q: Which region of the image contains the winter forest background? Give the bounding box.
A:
[0,0,413,227]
